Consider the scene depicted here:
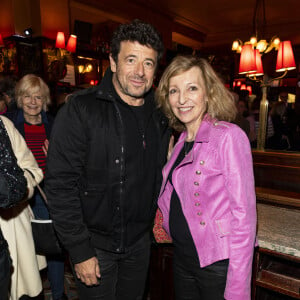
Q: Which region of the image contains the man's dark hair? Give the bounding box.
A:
[110,19,164,63]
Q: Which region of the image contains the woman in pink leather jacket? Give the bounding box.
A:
[155,56,257,300]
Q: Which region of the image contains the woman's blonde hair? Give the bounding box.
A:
[15,74,51,111]
[156,55,236,132]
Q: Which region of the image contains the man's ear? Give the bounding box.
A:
[109,54,116,73]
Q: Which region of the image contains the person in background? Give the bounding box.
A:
[232,91,250,137]
[6,74,67,300]
[48,84,75,116]
[278,90,289,105]
[272,89,298,150]
[269,101,291,149]
[0,115,45,300]
[0,115,27,300]
[155,55,257,300]
[45,19,170,300]
[248,96,274,148]
[0,92,7,114]
[0,76,17,113]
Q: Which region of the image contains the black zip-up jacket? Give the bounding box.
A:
[45,69,170,264]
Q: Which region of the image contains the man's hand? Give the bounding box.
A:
[74,256,101,286]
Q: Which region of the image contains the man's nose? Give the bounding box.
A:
[135,62,145,77]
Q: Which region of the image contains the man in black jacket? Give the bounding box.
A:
[45,20,170,299]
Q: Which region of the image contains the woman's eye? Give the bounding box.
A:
[189,86,198,91]
[169,89,177,95]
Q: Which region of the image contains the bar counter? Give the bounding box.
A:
[253,203,300,299]
[257,203,300,257]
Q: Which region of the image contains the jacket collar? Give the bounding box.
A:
[177,114,213,145]
[95,67,114,101]
[159,115,215,197]
[16,109,49,125]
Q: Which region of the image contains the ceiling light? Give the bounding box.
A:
[24,28,33,38]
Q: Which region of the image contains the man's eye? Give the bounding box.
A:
[127,58,135,64]
[144,61,154,68]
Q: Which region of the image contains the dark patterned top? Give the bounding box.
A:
[0,117,27,208]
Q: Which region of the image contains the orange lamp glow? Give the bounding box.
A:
[56,32,65,49]
[66,35,77,53]
[240,84,247,90]
[0,34,4,46]
[239,44,257,74]
[276,41,296,72]
[236,81,241,87]
[246,85,252,95]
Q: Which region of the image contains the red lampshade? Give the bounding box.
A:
[56,32,65,49]
[276,41,296,72]
[0,34,4,46]
[240,84,247,90]
[236,80,241,87]
[239,44,257,74]
[249,49,264,77]
[66,35,77,53]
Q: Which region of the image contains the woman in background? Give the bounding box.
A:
[155,56,257,300]
[0,115,45,300]
[7,74,67,300]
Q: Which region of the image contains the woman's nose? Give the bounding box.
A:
[179,91,187,105]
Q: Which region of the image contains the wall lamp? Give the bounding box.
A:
[55,32,77,53]
[238,40,296,150]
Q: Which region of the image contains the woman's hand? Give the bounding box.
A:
[42,139,49,156]
[167,135,175,161]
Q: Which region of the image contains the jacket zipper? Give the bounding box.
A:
[113,101,125,252]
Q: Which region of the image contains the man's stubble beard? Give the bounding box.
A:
[114,72,152,100]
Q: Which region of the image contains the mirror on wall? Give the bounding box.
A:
[253,85,299,152]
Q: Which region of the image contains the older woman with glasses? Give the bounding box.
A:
[6,74,67,300]
[155,56,257,300]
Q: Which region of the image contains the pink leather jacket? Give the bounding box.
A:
[158,116,257,300]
